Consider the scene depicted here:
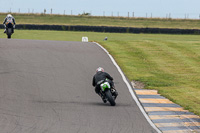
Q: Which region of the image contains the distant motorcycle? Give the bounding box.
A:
[99,79,117,106]
[5,18,14,39]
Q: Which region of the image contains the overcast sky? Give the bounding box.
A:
[0,0,200,19]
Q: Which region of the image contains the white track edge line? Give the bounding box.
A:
[94,42,161,133]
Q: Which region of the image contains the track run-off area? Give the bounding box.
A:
[0,39,159,133]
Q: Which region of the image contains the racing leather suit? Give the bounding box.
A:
[3,16,16,33]
[92,71,114,94]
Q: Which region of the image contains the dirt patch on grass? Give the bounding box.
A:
[131,80,145,89]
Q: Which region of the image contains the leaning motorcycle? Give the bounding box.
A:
[5,18,14,39]
[99,79,117,106]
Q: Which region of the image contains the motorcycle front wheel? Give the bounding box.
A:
[7,28,12,39]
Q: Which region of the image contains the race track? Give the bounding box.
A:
[0,39,157,133]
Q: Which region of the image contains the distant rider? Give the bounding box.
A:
[92,67,118,102]
[3,14,16,33]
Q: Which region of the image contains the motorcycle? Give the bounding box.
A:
[5,18,14,39]
[99,79,117,106]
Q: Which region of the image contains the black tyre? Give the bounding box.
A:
[105,90,116,106]
[7,28,12,39]
[8,35,11,39]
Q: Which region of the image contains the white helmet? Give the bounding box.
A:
[7,14,12,18]
[96,67,104,73]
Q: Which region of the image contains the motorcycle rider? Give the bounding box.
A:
[3,14,16,33]
[92,67,118,102]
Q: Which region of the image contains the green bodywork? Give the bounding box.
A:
[101,82,111,91]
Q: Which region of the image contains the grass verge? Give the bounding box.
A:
[1,13,200,29]
[0,29,200,115]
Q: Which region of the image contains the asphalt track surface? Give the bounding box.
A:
[0,39,157,133]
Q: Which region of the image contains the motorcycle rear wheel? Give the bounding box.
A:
[105,90,116,106]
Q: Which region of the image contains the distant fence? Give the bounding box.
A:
[0,24,200,34]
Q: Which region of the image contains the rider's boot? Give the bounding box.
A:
[4,29,6,33]
[111,88,118,99]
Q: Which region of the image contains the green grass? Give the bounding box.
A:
[100,34,200,115]
[0,30,200,116]
[1,13,200,29]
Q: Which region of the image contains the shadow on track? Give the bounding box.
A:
[33,100,132,107]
